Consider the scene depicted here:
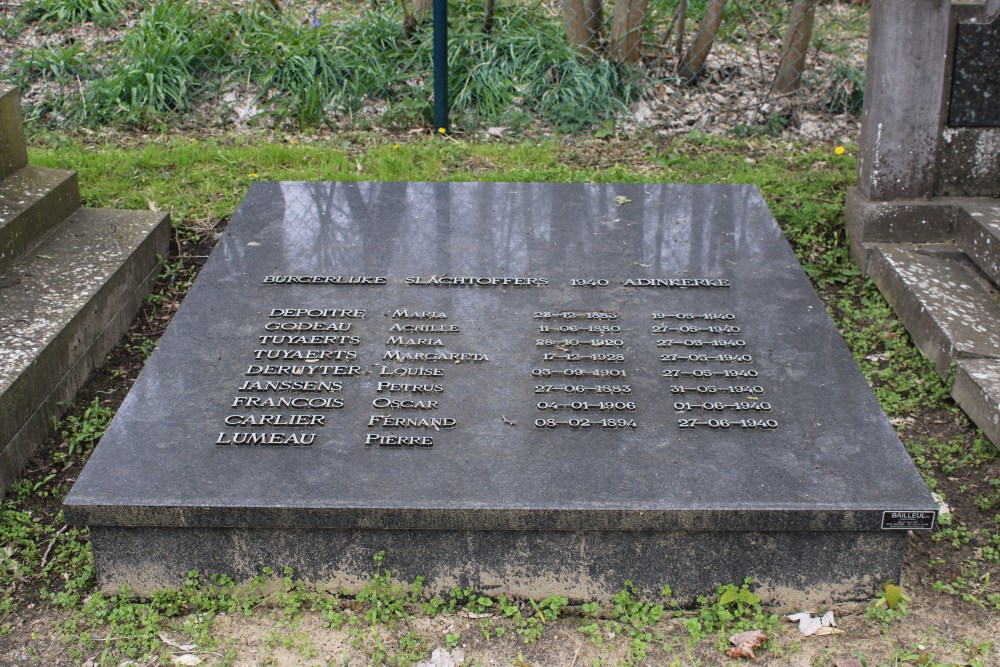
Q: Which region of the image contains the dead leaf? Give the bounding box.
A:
[148,200,159,211]
[728,629,768,660]
[246,241,260,247]
[356,161,364,173]
[812,626,842,636]
[787,610,839,636]
[36,254,53,260]
[158,632,196,652]
[615,195,632,205]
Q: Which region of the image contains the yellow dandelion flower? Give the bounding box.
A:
[438,127,447,135]
[834,146,845,155]
[248,173,259,178]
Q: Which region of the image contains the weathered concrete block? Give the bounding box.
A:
[89,525,908,606]
[857,0,950,201]
[956,203,1000,285]
[953,359,1000,449]
[935,128,1000,197]
[0,85,27,181]
[844,187,957,270]
[868,246,1000,378]
[0,166,81,272]
[0,208,169,493]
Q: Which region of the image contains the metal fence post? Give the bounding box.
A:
[433,0,448,133]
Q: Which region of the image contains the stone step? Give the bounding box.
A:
[0,85,28,181]
[0,166,81,273]
[0,206,169,493]
[954,359,1000,449]
[957,202,1000,287]
[868,245,1000,379]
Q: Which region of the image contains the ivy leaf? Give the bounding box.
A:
[884,582,907,609]
[719,588,739,606]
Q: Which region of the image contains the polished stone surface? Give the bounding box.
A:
[949,20,1000,128]
[66,182,933,528]
[65,183,935,597]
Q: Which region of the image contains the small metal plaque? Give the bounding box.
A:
[881,510,937,531]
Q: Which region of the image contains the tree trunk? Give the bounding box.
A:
[677,0,727,80]
[610,0,649,63]
[562,0,603,55]
[404,0,432,36]
[773,0,818,95]
[484,0,495,33]
[673,0,687,60]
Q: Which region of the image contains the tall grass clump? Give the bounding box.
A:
[18,0,643,130]
[86,0,232,123]
[232,5,411,127]
[23,0,130,28]
[230,0,641,130]
[12,42,94,86]
[437,1,642,131]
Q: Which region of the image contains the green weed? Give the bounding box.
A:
[684,578,777,648]
[865,583,909,632]
[825,62,865,116]
[605,581,671,664]
[51,396,112,467]
[17,0,645,130]
[933,559,999,612]
[356,551,421,626]
[932,513,974,548]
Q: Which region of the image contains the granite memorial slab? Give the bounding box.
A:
[949,19,1000,128]
[65,182,936,603]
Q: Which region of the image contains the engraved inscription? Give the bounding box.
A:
[224,276,777,447]
[650,312,779,430]
[219,307,366,447]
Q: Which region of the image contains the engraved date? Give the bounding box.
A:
[534,418,637,429]
[536,401,636,411]
[534,385,632,394]
[673,401,772,412]
[677,419,777,430]
[532,368,627,378]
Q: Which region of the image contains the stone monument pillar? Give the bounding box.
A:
[0,85,170,493]
[846,0,1000,447]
